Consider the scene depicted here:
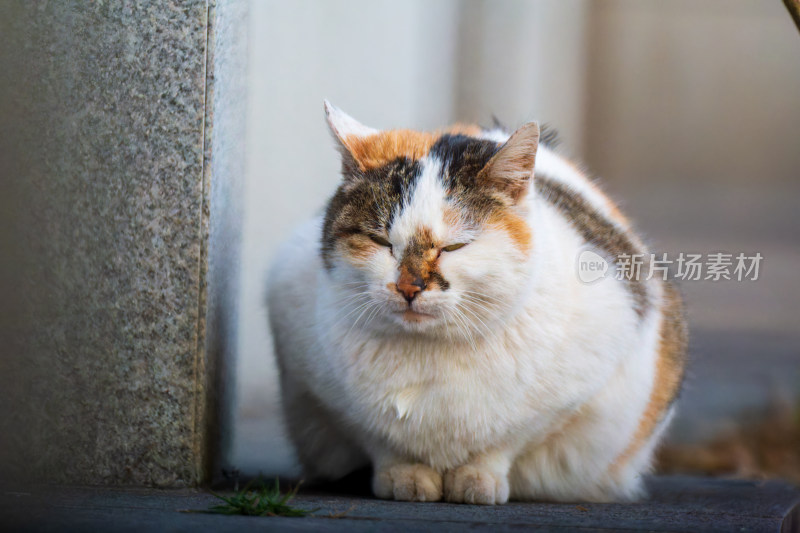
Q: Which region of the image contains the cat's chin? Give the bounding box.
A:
[399,309,435,322]
[390,308,441,332]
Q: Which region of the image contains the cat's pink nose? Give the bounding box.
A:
[396,270,425,303]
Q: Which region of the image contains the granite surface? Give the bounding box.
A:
[0,1,244,486]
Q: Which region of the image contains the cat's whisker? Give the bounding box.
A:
[459,295,497,321]
[345,301,381,339]
[461,314,481,351]
[459,295,497,315]
[329,297,373,332]
[462,290,506,305]
[333,285,373,296]
[457,303,493,342]
[340,304,373,339]
[453,307,483,344]
[336,291,373,306]
[360,301,384,330]
[460,291,498,304]
[444,310,467,348]
[462,293,505,308]
[448,307,478,352]
[336,280,373,288]
[460,315,498,346]
[363,301,385,329]
[332,292,371,312]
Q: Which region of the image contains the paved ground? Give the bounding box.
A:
[2,476,798,532]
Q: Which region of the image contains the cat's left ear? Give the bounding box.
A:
[478,122,540,204]
[324,100,378,175]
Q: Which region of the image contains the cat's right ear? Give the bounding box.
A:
[478,122,540,204]
[324,100,378,176]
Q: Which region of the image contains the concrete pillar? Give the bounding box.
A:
[0,0,245,487]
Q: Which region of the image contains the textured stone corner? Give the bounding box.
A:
[0,0,245,487]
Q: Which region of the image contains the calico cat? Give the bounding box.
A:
[267,101,687,504]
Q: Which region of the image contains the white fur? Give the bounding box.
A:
[268,136,670,503]
[390,158,450,256]
[324,100,378,139]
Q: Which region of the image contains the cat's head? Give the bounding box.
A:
[321,101,539,339]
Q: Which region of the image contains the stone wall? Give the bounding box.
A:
[0,0,245,487]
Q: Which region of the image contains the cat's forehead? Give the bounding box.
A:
[376,134,502,237]
[388,157,449,244]
[342,125,487,171]
[391,135,495,227]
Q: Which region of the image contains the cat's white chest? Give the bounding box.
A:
[391,386,419,420]
[324,336,537,467]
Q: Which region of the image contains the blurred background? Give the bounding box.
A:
[233,0,800,481]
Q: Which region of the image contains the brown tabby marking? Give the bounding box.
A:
[534,176,650,316]
[321,157,421,270]
[611,282,688,474]
[340,234,378,264]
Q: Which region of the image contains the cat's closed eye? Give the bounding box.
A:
[369,235,392,248]
[442,243,467,252]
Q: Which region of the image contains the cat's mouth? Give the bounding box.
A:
[397,308,436,323]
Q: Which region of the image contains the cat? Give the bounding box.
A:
[266,101,687,504]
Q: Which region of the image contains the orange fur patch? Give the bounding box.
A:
[488,210,532,254]
[611,282,688,475]
[343,130,436,170]
[344,124,483,171]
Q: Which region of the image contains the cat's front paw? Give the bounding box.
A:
[373,464,443,502]
[444,464,510,505]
